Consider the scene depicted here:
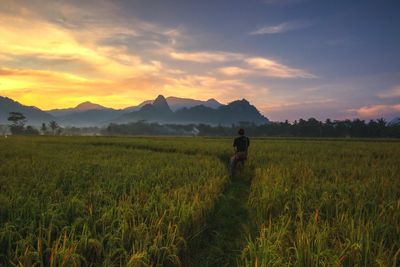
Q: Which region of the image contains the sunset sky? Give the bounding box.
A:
[0,0,399,121]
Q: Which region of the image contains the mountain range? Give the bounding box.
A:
[1,95,268,126]
[0,96,54,125]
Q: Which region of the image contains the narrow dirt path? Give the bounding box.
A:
[183,165,255,267]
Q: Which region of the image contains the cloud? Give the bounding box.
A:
[250,21,311,35]
[0,0,181,76]
[260,99,333,111]
[348,104,400,119]
[0,0,316,112]
[0,12,166,80]
[0,67,168,109]
[217,66,251,76]
[257,98,338,121]
[169,51,243,63]
[0,0,187,109]
[169,50,315,79]
[378,85,400,98]
[245,57,316,78]
[0,67,88,84]
[161,74,256,102]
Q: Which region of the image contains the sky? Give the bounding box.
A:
[0,0,399,121]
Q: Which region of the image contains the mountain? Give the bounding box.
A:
[175,99,268,125]
[115,95,268,125]
[1,95,268,127]
[47,101,108,117]
[0,96,54,125]
[165,97,222,111]
[56,109,125,126]
[388,117,400,126]
[123,100,152,112]
[46,101,123,126]
[204,98,222,109]
[153,95,172,112]
[117,95,174,123]
[74,101,107,111]
[123,96,222,112]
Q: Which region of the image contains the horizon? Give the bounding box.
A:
[2,94,397,124]
[1,0,399,121]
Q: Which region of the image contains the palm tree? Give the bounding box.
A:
[49,120,59,135]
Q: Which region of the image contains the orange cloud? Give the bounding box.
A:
[0,12,162,79]
[348,104,400,118]
[169,51,243,63]
[245,57,316,78]
[218,66,251,76]
[0,0,316,114]
[0,66,169,109]
[0,3,174,109]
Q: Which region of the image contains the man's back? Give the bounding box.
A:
[233,135,250,152]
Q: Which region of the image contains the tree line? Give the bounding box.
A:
[106,118,400,138]
[3,112,400,138]
[6,112,62,135]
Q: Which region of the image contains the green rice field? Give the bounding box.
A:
[0,136,399,266]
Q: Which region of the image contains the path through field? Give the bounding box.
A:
[96,142,257,266]
[184,160,256,267]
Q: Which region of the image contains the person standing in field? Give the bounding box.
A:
[230,128,250,176]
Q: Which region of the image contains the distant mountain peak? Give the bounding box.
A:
[154,95,167,104]
[0,96,54,125]
[153,95,170,109]
[140,95,172,113]
[74,101,106,111]
[229,99,251,106]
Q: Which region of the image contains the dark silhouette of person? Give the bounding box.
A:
[230,128,250,176]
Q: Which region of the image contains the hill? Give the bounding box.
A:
[1,95,268,126]
[116,95,268,125]
[165,97,221,111]
[123,96,222,112]
[0,96,54,125]
[47,101,108,117]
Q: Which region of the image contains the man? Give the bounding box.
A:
[230,128,250,176]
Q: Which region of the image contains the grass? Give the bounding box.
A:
[241,140,400,266]
[0,136,227,266]
[184,166,254,267]
[0,136,399,266]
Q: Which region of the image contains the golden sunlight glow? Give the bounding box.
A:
[0,10,171,109]
[0,1,315,111]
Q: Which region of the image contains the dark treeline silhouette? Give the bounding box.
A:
[247,118,399,138]
[7,112,40,135]
[105,118,400,138]
[5,112,63,135]
[3,112,400,138]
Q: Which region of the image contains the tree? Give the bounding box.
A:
[25,126,40,135]
[49,120,60,135]
[8,112,25,125]
[41,123,48,135]
[8,112,26,135]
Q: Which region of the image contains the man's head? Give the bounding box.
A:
[238,128,245,136]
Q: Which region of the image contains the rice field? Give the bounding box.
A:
[0,136,399,266]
